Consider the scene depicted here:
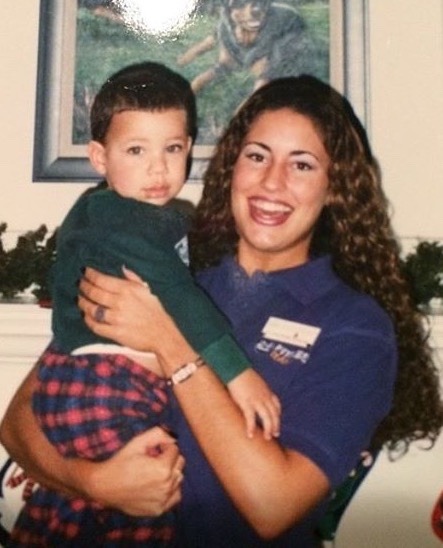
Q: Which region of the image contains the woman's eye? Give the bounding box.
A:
[246,152,265,163]
[295,161,313,171]
[128,146,142,155]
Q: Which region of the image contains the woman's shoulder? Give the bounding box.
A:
[322,278,395,343]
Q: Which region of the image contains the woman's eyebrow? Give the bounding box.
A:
[244,140,322,162]
[243,140,270,150]
[290,150,321,161]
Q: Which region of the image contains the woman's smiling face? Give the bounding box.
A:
[231,108,330,274]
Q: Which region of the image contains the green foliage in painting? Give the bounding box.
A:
[73,1,330,146]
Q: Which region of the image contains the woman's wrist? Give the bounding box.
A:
[166,356,207,386]
[153,318,200,377]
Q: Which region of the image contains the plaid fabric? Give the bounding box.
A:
[10,487,175,547]
[9,344,175,547]
[33,346,170,460]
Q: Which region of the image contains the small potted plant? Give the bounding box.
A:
[402,240,443,314]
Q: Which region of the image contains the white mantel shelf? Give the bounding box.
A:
[0,302,51,366]
[428,313,443,354]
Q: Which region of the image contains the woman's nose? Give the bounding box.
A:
[260,162,286,191]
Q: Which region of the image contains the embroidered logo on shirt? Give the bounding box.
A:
[256,317,321,365]
[174,236,189,266]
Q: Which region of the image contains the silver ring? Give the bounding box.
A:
[94,305,106,323]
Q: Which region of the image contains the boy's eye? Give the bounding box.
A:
[128,146,142,155]
[166,143,184,153]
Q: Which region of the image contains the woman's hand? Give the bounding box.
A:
[78,267,169,353]
[86,427,185,516]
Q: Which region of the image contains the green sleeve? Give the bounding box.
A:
[200,333,250,384]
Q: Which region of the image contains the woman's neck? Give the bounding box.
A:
[236,246,309,276]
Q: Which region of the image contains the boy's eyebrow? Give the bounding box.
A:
[123,135,189,143]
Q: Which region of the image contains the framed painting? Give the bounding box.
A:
[33,0,368,182]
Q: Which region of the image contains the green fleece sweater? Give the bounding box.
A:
[50,189,249,384]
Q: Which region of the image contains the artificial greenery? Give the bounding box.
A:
[402,241,443,307]
[0,223,57,301]
[31,228,58,303]
[1,223,442,312]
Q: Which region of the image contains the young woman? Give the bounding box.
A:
[2,75,442,547]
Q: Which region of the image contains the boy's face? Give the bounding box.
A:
[88,109,192,206]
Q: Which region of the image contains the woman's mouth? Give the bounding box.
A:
[248,197,293,225]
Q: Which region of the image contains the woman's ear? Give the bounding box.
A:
[87,140,107,176]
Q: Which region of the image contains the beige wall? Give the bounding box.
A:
[369,0,443,241]
[1,1,442,242]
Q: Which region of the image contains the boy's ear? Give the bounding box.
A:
[87,140,107,176]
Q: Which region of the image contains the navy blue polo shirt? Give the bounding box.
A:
[174,255,397,547]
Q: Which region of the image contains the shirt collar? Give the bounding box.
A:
[223,254,341,306]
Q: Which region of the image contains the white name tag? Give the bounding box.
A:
[262,317,321,348]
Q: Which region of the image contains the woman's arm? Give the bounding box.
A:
[79,268,330,539]
[0,365,79,496]
[0,364,185,517]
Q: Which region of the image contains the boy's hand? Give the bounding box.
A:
[227,369,281,440]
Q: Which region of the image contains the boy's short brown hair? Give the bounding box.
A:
[90,62,197,143]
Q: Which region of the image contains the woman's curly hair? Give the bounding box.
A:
[189,75,443,455]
